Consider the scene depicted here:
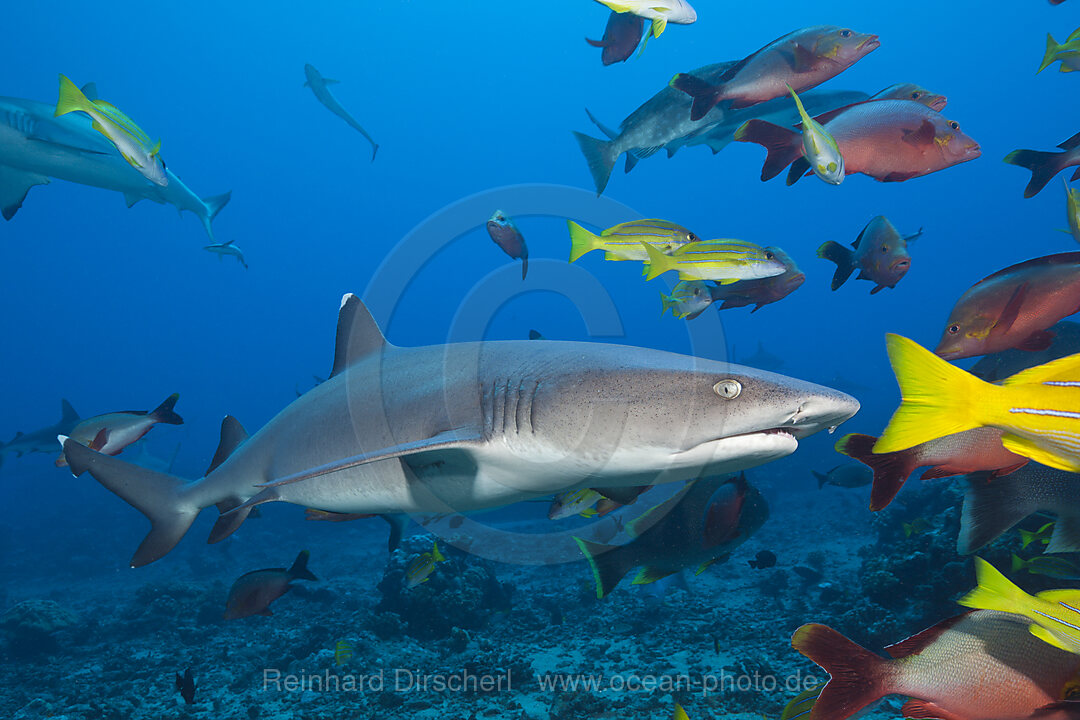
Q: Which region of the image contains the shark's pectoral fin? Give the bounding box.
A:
[123,192,145,208]
[257,427,485,489]
[0,166,50,220]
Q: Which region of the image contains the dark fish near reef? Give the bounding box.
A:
[748,550,776,569]
[1005,130,1080,198]
[813,463,871,489]
[836,430,1027,512]
[1013,553,1080,581]
[175,668,195,705]
[934,253,1080,360]
[817,217,921,294]
[960,464,1080,554]
[56,394,182,468]
[793,611,1080,720]
[670,26,879,120]
[0,398,79,468]
[970,321,1080,381]
[736,100,980,185]
[486,210,528,279]
[224,550,317,620]
[710,247,805,312]
[574,473,768,598]
[586,11,643,65]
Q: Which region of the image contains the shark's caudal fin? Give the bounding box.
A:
[1004,149,1068,198]
[733,120,803,182]
[573,131,619,195]
[835,433,917,512]
[196,191,232,240]
[791,624,888,720]
[574,536,635,599]
[287,550,318,581]
[62,437,200,567]
[816,242,856,290]
[959,471,1038,554]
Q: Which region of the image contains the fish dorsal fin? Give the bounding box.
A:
[902,119,937,147]
[1003,350,1080,386]
[80,82,99,101]
[883,613,969,658]
[331,294,391,378]
[975,252,1080,286]
[206,415,249,475]
[1058,130,1080,150]
[852,224,867,250]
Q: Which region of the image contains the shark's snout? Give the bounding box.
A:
[784,391,860,438]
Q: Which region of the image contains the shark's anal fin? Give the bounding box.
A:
[256,427,483,489]
[0,166,50,220]
[330,294,393,377]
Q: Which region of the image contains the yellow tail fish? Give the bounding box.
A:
[874,333,1080,472]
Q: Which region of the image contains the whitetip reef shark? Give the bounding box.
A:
[0,83,230,239]
[0,398,80,470]
[61,294,858,567]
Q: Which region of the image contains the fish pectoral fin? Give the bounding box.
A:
[900,700,968,720]
[1029,623,1073,652]
[901,120,937,147]
[990,282,1028,337]
[785,42,819,72]
[1000,432,1080,473]
[0,166,50,221]
[257,427,484,489]
[649,16,667,38]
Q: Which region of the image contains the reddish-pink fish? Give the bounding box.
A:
[868,82,947,111]
[1005,130,1080,198]
[735,99,980,184]
[670,25,879,120]
[224,550,317,620]
[935,252,1080,360]
[835,430,1027,511]
[794,611,1080,720]
[586,11,644,65]
[710,246,804,312]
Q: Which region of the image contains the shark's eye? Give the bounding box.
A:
[714,379,742,399]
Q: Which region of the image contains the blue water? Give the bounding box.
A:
[0,1,1077,718]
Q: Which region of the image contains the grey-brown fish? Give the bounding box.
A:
[486,209,528,279]
[224,550,317,619]
[817,216,921,294]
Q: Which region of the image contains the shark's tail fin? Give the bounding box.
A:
[197,191,232,240]
[816,241,856,290]
[1004,148,1067,198]
[573,132,619,195]
[62,436,200,567]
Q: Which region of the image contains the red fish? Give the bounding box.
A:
[709,246,804,312]
[586,11,644,65]
[224,550,317,619]
[934,252,1080,360]
[835,430,1028,511]
[736,99,980,184]
[1005,131,1080,198]
[670,26,879,121]
[869,82,947,111]
[794,611,1080,720]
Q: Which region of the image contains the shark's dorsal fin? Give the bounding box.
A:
[331,294,391,377]
[206,415,249,475]
[60,398,80,424]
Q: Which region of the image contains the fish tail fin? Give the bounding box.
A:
[1039,33,1062,73]
[958,557,1034,615]
[791,624,889,720]
[812,471,829,489]
[150,393,184,425]
[572,131,618,195]
[873,335,989,454]
[659,292,676,316]
[959,471,1037,554]
[1048,516,1080,554]
[567,220,602,263]
[733,120,802,181]
[288,550,318,581]
[1004,149,1066,198]
[669,73,721,122]
[54,74,90,118]
[816,241,856,290]
[61,437,201,567]
[573,536,632,599]
[835,433,917,512]
[1012,553,1028,573]
[642,242,673,281]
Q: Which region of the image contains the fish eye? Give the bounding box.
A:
[687,233,698,242]
[713,379,742,399]
[948,324,960,334]
[765,251,775,260]
[911,91,922,99]
[949,121,960,131]
[881,245,888,253]
[840,29,852,37]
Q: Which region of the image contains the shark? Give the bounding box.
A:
[0,83,230,239]
[303,64,379,162]
[61,294,858,568]
[0,398,80,469]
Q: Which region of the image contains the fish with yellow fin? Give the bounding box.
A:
[405,540,447,588]
[788,84,844,185]
[567,219,697,262]
[1039,28,1080,73]
[874,334,1080,473]
[959,557,1080,655]
[643,240,787,283]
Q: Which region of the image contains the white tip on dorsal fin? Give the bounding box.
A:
[331,294,391,377]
